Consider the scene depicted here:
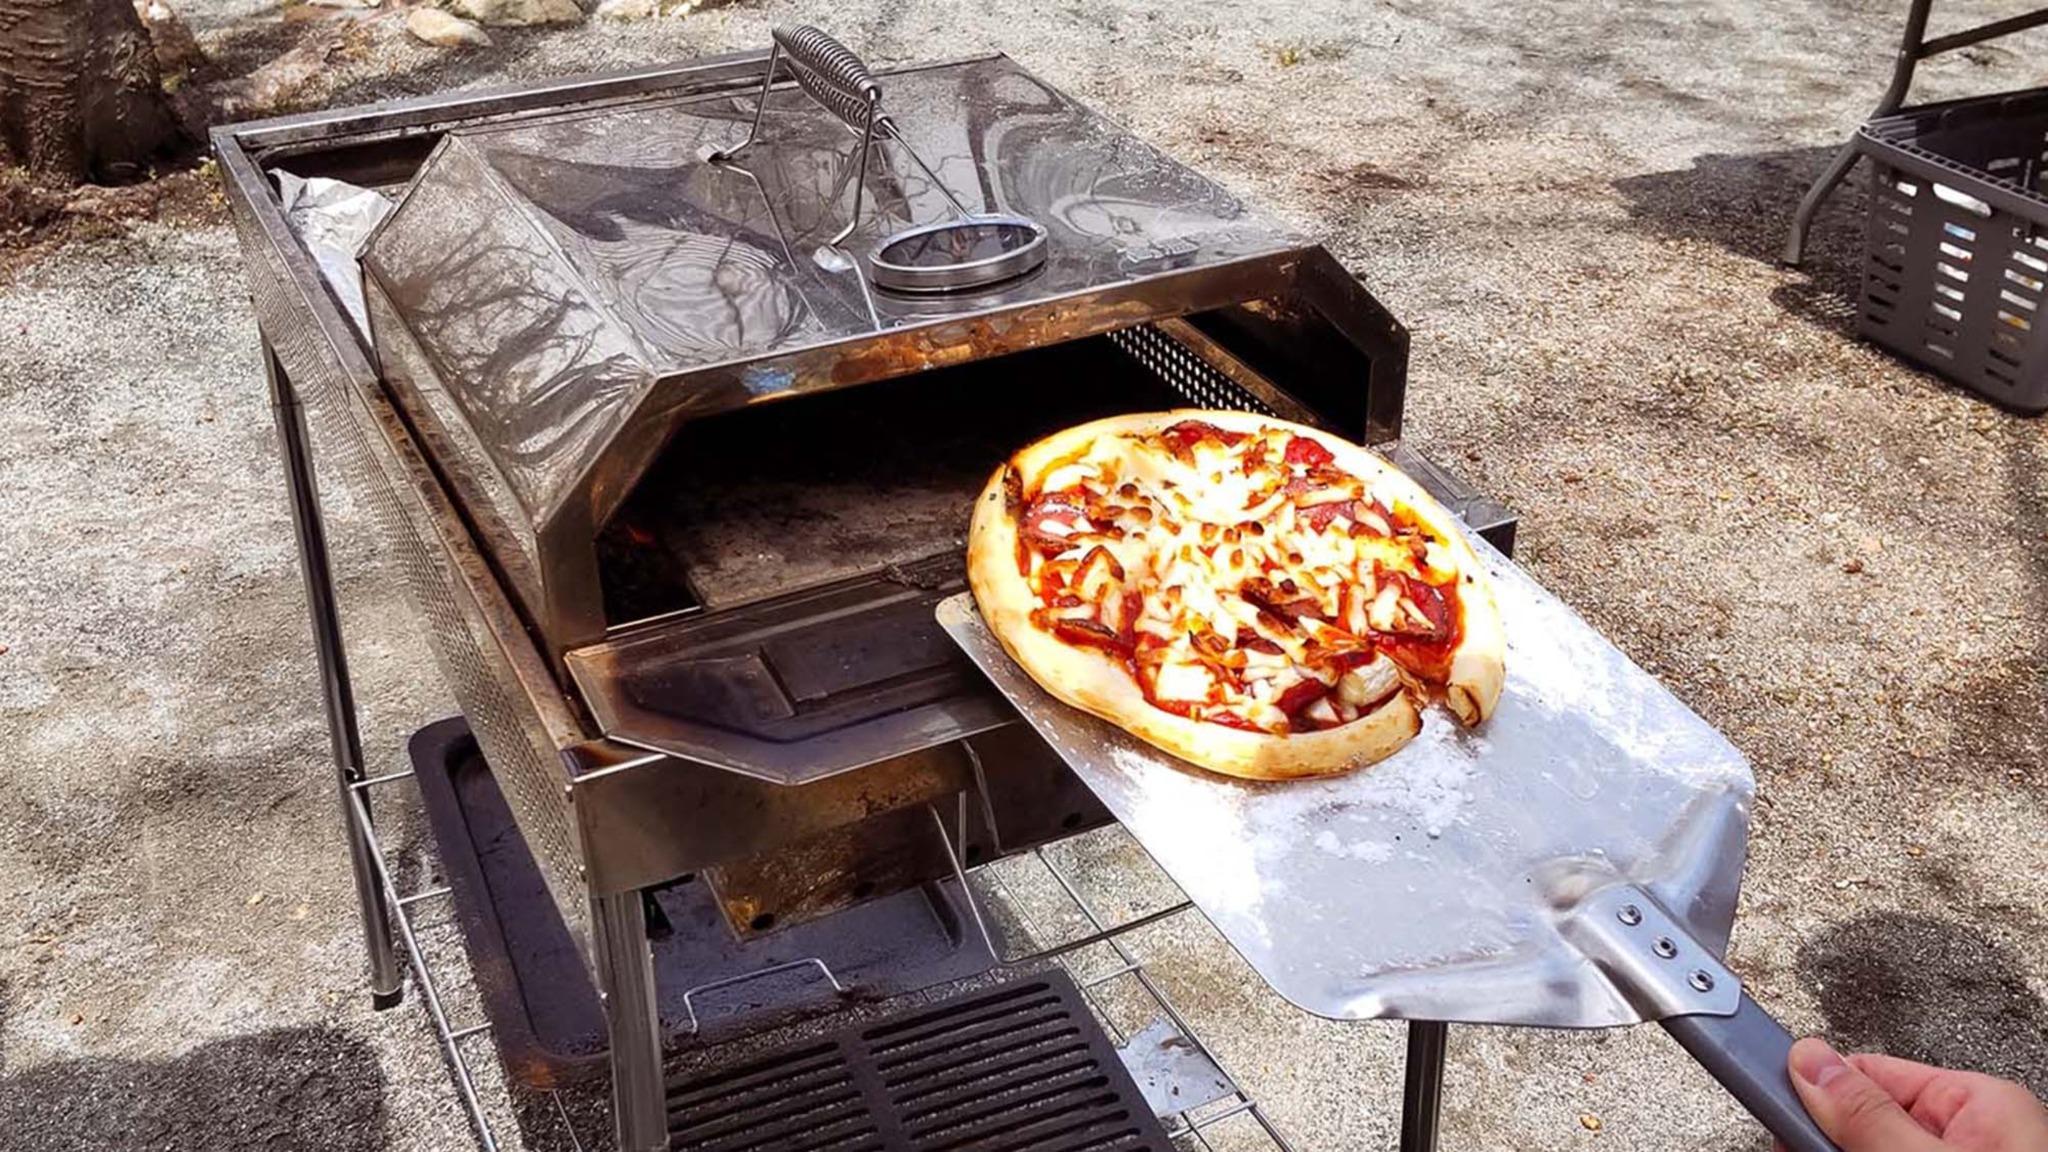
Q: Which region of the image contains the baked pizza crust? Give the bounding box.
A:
[967,410,1506,781]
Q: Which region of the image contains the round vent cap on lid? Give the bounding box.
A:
[868,215,1048,294]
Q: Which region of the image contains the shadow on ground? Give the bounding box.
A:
[1612,143,1871,338]
[1620,142,2048,773]
[1798,911,2048,1096]
[0,990,389,1152]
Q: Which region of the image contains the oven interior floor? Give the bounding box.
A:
[597,336,1197,623]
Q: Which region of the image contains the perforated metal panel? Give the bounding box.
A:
[228,179,596,959]
[1107,324,1276,415]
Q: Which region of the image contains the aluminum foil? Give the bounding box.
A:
[274,169,393,336]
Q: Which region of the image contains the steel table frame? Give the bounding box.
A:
[226,57,1463,1152]
[1783,0,2048,265]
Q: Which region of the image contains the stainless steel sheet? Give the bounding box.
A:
[937,536,1754,1029]
[359,54,1298,531]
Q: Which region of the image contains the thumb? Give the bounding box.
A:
[1788,1038,1945,1152]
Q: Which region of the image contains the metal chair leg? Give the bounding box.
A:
[1399,1020,1448,1152]
[264,336,405,1006]
[1782,0,1935,265]
[1782,140,1867,266]
[593,891,668,1152]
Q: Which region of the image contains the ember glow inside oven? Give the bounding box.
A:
[218,30,1548,1152]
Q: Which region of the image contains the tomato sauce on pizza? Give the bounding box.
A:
[1007,418,1470,736]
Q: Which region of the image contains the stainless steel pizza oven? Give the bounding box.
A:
[218,31,1516,1151]
[350,41,1519,932]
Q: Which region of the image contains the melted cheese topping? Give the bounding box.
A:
[1018,420,1464,735]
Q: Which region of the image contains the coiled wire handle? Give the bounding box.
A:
[774,25,880,134]
[706,25,883,261]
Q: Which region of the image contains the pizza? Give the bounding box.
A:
[966,410,1504,780]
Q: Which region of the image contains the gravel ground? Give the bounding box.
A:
[3,2,2046,1150]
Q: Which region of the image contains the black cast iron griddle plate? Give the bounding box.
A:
[407,718,995,1087]
[666,971,1173,1152]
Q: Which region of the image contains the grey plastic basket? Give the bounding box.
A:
[1857,88,2048,413]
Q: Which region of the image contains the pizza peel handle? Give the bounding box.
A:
[1561,884,1839,1152]
[1663,997,1839,1152]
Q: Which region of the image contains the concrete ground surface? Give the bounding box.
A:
[3,0,2047,1149]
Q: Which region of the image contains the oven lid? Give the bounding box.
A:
[359,52,1304,537]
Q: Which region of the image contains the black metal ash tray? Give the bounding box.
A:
[413,715,1213,1152]
[408,718,1001,1085]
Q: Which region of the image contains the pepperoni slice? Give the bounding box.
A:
[1274,677,1327,716]
[1328,645,1379,669]
[1240,576,1326,622]
[1159,420,1249,460]
[1204,709,1266,732]
[1235,630,1284,655]
[1385,573,1452,643]
[1283,435,1334,468]
[1371,574,1462,683]
[1053,617,1133,655]
[1299,501,1349,533]
[1020,491,1087,554]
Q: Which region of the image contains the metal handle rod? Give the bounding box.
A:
[1566,885,1838,1152]
[775,24,881,132]
[265,337,405,1006]
[350,768,417,792]
[1663,994,1842,1152]
[704,40,783,162]
[830,103,880,254]
[707,26,880,157]
[1398,1021,1448,1152]
[704,23,1002,266]
[347,787,499,1152]
[1917,5,2048,57]
[876,118,975,219]
[704,25,885,259]
[1783,0,1935,264]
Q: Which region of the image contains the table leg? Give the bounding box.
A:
[594,890,668,1152]
[1399,1020,1448,1152]
[264,335,404,1007]
[1782,0,1935,265]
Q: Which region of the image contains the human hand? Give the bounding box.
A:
[1786,1037,2048,1152]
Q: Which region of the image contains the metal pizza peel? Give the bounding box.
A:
[937,533,1839,1152]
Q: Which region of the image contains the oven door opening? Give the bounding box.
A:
[568,325,1327,784]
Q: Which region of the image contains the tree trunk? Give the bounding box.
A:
[0,0,181,184]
